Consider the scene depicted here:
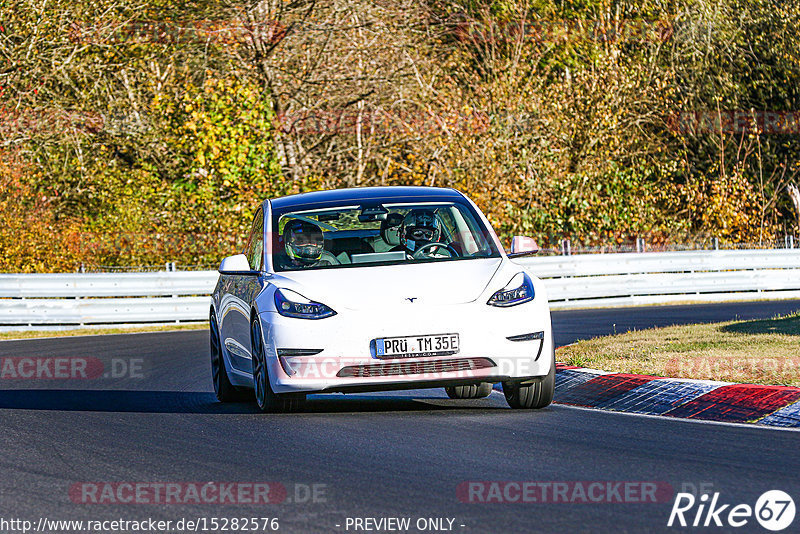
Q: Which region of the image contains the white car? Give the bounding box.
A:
[210,186,554,412]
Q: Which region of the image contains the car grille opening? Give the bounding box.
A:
[336,357,496,378]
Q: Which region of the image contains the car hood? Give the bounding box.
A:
[269,258,504,310]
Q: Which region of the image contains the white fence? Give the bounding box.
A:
[516,249,800,308]
[1,249,799,327]
[0,272,218,327]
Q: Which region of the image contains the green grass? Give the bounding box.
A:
[558,313,800,386]
[0,323,205,341]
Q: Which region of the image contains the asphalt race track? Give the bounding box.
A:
[1,300,799,534]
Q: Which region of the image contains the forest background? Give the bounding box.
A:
[2,0,799,271]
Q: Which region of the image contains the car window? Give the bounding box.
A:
[271,201,499,272]
[245,208,264,270]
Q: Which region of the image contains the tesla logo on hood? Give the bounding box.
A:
[405,297,418,303]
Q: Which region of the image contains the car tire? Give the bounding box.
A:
[445,382,493,399]
[503,345,555,409]
[210,312,247,402]
[251,317,306,413]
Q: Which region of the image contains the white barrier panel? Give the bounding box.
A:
[0,297,210,325]
[515,249,800,278]
[543,290,800,309]
[540,269,800,301]
[0,271,218,298]
[1,249,799,326]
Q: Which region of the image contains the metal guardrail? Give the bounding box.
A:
[0,271,218,327]
[516,249,800,308]
[1,249,799,327]
[518,249,800,278]
[0,271,219,298]
[0,296,211,325]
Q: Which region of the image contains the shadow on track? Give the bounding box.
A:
[0,389,505,414]
[721,313,799,336]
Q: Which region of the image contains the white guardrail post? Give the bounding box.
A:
[1,248,800,327]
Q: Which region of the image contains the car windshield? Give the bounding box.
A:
[271,201,500,271]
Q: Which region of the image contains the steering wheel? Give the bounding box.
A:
[412,242,459,259]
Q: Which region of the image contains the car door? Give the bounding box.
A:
[220,207,264,374]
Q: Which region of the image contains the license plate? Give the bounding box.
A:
[373,333,460,359]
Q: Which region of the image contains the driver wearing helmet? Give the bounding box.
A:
[279,219,338,269]
[398,209,447,258]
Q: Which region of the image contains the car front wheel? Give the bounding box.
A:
[503,346,555,409]
[251,317,306,413]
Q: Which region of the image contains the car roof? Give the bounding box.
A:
[268,186,465,212]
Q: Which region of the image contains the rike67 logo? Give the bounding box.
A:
[668,490,795,531]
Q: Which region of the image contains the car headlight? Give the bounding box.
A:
[487,272,535,307]
[274,288,337,319]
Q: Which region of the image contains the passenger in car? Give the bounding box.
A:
[276,219,340,269]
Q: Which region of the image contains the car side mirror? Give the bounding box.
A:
[508,236,539,257]
[218,254,258,275]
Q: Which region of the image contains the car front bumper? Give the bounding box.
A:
[259,299,553,394]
